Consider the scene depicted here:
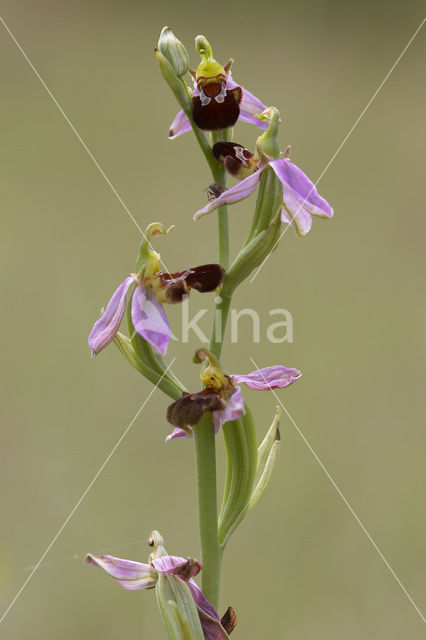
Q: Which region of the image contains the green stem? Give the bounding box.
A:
[182,90,233,610]
[179,77,229,269]
[193,413,221,609]
[208,292,232,359]
[187,116,218,176]
[216,202,229,270]
[211,130,230,270]
[206,129,231,360]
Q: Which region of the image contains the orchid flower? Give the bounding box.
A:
[168,35,268,137]
[193,137,333,237]
[86,532,235,640]
[169,72,268,138]
[89,265,224,358]
[167,351,301,440]
[88,224,224,357]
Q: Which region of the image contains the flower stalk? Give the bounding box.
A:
[193,412,221,609]
[86,27,334,639]
[211,129,231,271]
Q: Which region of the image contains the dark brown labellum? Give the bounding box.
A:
[221,606,237,634]
[158,264,225,302]
[183,264,225,292]
[192,87,242,131]
[212,142,247,162]
[167,390,226,428]
[212,142,255,178]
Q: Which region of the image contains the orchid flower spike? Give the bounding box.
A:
[88,224,225,357]
[166,349,301,441]
[169,35,268,138]
[85,531,235,640]
[194,108,334,236]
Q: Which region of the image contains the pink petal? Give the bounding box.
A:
[240,86,267,115]
[194,170,262,220]
[270,158,333,236]
[131,285,171,356]
[166,427,193,442]
[280,206,292,224]
[85,554,157,590]
[213,411,221,434]
[231,365,301,390]
[225,72,238,90]
[151,555,186,574]
[227,72,266,113]
[228,74,267,130]
[152,556,201,579]
[239,110,269,129]
[214,386,245,428]
[88,276,135,356]
[187,580,229,640]
[169,110,192,139]
[281,202,313,236]
[188,580,219,619]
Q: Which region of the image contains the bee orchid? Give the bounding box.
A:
[169,71,268,138]
[166,350,301,440]
[89,225,225,357]
[194,140,333,236]
[86,531,235,640]
[169,37,268,137]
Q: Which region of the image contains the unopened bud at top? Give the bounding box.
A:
[158,27,189,77]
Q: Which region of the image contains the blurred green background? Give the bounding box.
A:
[1,0,425,638]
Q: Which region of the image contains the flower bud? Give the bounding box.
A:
[158,27,189,77]
[155,49,191,112]
[248,407,281,510]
